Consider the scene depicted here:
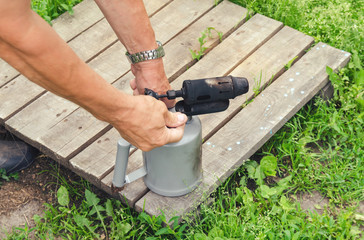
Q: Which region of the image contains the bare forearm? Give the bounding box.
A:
[0,0,186,151]
[95,0,157,53]
[95,0,174,107]
[0,1,130,123]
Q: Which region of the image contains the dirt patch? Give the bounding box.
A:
[0,200,45,237]
[0,155,60,237]
[0,126,59,236]
[297,190,330,215]
[0,127,111,238]
[297,190,364,215]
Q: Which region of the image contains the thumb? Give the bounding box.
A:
[164,111,187,128]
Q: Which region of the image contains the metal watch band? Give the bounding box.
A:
[125,41,165,64]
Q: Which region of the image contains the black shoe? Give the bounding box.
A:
[0,140,37,174]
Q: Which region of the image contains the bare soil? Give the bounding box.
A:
[0,126,109,238]
[0,152,76,237]
[0,127,81,237]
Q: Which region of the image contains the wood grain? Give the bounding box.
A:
[199,26,314,139]
[135,43,350,221]
[0,60,19,88]
[70,1,249,197]
[0,0,104,87]
[131,26,314,217]
[99,13,286,206]
[0,0,352,220]
[0,0,169,123]
[3,0,174,159]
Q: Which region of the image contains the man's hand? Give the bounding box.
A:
[112,95,187,151]
[129,58,175,108]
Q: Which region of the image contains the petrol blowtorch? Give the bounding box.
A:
[112,76,249,197]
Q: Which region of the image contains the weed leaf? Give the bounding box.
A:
[208,227,224,238]
[285,56,298,69]
[254,165,265,186]
[74,214,91,228]
[354,69,364,86]
[105,199,114,217]
[57,185,69,207]
[278,175,293,187]
[245,160,258,179]
[194,233,208,240]
[260,155,277,176]
[118,223,132,236]
[155,227,172,235]
[85,189,100,207]
[279,196,295,212]
[260,185,277,198]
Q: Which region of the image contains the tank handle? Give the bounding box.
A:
[112,138,147,188]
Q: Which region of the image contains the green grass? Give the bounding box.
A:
[31,0,82,24]
[0,168,19,187]
[4,0,363,238]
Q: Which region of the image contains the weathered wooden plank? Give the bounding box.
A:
[0,0,169,123]
[2,0,170,126]
[0,60,19,87]
[0,0,104,87]
[67,0,170,61]
[130,25,314,215]
[199,26,314,139]
[135,43,351,219]
[70,1,250,191]
[99,13,285,204]
[4,0,217,163]
[51,0,104,42]
[0,75,46,124]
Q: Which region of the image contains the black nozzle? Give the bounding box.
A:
[145,76,249,116]
[231,76,249,96]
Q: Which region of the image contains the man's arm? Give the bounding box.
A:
[94,0,174,107]
[0,0,186,151]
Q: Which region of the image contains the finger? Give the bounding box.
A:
[164,111,187,128]
[130,78,137,90]
[161,97,176,109]
[133,88,140,96]
[165,124,186,143]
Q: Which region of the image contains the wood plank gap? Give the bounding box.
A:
[134,43,351,221]
[163,4,217,46]
[76,0,251,202]
[147,0,174,19]
[222,23,284,78]
[67,0,172,42]
[85,39,118,64]
[0,73,20,89]
[0,0,169,122]
[45,0,244,161]
[0,0,104,87]
[203,40,314,141]
[66,17,105,43]
[132,26,315,215]
[65,124,114,161]
[100,13,285,206]
[167,8,249,83]
[2,90,47,123]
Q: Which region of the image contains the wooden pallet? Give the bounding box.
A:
[0,0,350,221]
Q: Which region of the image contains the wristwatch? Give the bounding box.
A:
[125,41,165,64]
